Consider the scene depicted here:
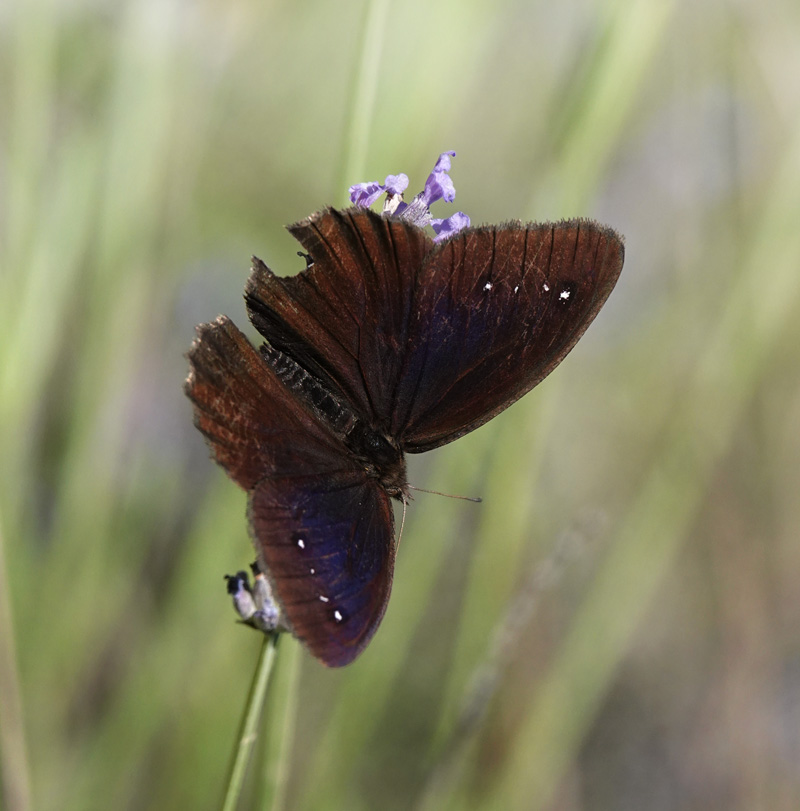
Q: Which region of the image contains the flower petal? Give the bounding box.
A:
[431,211,471,242]
[383,173,409,196]
[421,151,458,205]
[349,181,387,207]
[432,151,455,174]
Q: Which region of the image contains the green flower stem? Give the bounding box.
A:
[221,633,281,811]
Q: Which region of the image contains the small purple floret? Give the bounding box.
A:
[348,173,408,209]
[348,181,387,208]
[383,174,409,196]
[349,151,470,241]
[422,151,457,205]
[431,211,471,241]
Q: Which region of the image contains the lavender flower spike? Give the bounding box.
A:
[348,151,470,242]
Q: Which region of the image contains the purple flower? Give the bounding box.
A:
[348,151,470,242]
[431,211,471,240]
[349,173,408,209]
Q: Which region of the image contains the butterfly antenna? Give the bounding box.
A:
[396,497,408,549]
[407,484,482,503]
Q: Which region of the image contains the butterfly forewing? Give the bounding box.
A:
[393,220,624,452]
[244,208,431,431]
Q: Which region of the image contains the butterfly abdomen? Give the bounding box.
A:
[262,344,358,438]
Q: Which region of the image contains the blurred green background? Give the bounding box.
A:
[2,0,799,809]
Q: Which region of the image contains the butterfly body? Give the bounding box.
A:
[261,339,409,499]
[186,207,623,666]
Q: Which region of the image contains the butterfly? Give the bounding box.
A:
[185,206,624,666]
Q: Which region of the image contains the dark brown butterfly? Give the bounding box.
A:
[185,207,624,666]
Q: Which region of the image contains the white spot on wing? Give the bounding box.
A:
[483,281,493,291]
[309,567,315,574]
[319,595,329,603]
[514,285,519,293]
[334,610,343,622]
[296,538,305,549]
[559,289,571,300]
[543,283,550,292]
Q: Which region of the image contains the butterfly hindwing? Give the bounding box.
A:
[249,469,395,667]
[185,316,335,490]
[185,316,396,666]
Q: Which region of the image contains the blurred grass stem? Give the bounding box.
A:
[337,0,391,201]
[416,520,596,811]
[495,100,800,811]
[0,514,32,811]
[259,636,301,811]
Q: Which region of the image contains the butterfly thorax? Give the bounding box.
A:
[346,422,408,500]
